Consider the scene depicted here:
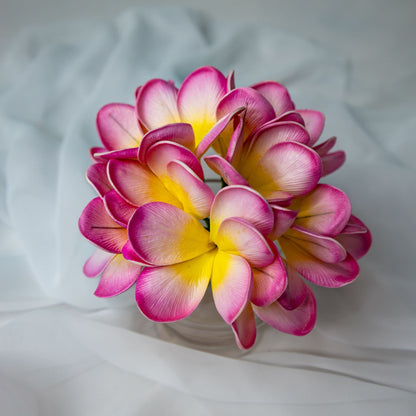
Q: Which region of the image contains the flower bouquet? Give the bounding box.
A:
[79,66,371,349]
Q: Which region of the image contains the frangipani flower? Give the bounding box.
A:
[128,186,286,330]
[78,197,142,297]
[275,184,371,288]
[79,66,372,351]
[205,120,322,205]
[136,66,243,157]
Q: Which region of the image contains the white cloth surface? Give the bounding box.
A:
[0,4,415,415]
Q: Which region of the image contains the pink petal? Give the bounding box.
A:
[251,243,287,307]
[83,249,114,278]
[225,113,244,165]
[94,254,141,297]
[274,111,306,125]
[78,197,127,253]
[216,87,276,141]
[103,189,137,227]
[204,155,249,186]
[96,103,143,150]
[211,251,252,324]
[336,215,372,260]
[145,141,204,180]
[278,261,309,311]
[248,142,322,198]
[166,160,214,219]
[253,287,316,336]
[90,146,106,162]
[231,303,257,350]
[215,218,275,268]
[121,241,152,266]
[284,225,347,263]
[137,123,195,164]
[195,106,245,158]
[279,235,359,287]
[177,66,228,146]
[135,251,214,322]
[136,79,180,130]
[313,136,337,155]
[128,202,214,266]
[86,163,112,197]
[107,159,180,208]
[226,70,235,92]
[291,184,351,237]
[321,151,346,176]
[210,185,274,240]
[268,205,298,240]
[240,121,310,177]
[250,81,295,117]
[297,109,325,146]
[92,147,139,163]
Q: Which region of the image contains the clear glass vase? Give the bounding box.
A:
[156,290,262,358]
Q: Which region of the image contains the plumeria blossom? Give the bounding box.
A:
[79,197,142,297]
[129,186,279,322]
[135,66,245,157]
[79,66,372,351]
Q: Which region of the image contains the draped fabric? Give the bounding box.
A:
[1,5,415,415]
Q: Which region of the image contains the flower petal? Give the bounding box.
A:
[279,234,359,287]
[275,111,305,125]
[248,142,321,198]
[210,185,274,240]
[226,113,245,165]
[226,70,235,92]
[92,147,139,163]
[137,123,195,164]
[253,287,316,336]
[291,184,351,237]
[103,189,137,227]
[177,66,228,147]
[216,87,276,141]
[240,121,310,178]
[121,241,152,266]
[251,81,295,117]
[135,251,214,322]
[86,163,112,197]
[251,243,287,307]
[231,303,257,350]
[195,106,245,158]
[96,103,143,150]
[107,159,180,208]
[268,204,298,240]
[215,218,275,268]
[321,150,346,176]
[211,251,252,324]
[166,160,214,219]
[297,109,325,146]
[277,261,309,311]
[78,197,127,253]
[313,136,337,155]
[94,254,141,297]
[83,249,114,278]
[283,225,347,263]
[128,202,214,266]
[145,141,204,180]
[136,79,180,130]
[336,215,372,260]
[204,155,249,186]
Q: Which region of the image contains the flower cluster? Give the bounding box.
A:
[79,66,371,349]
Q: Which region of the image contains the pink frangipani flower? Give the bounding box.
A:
[79,66,372,351]
[128,186,288,343]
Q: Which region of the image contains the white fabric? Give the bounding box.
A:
[1,4,415,415]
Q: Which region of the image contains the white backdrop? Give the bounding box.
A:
[1,1,415,415]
